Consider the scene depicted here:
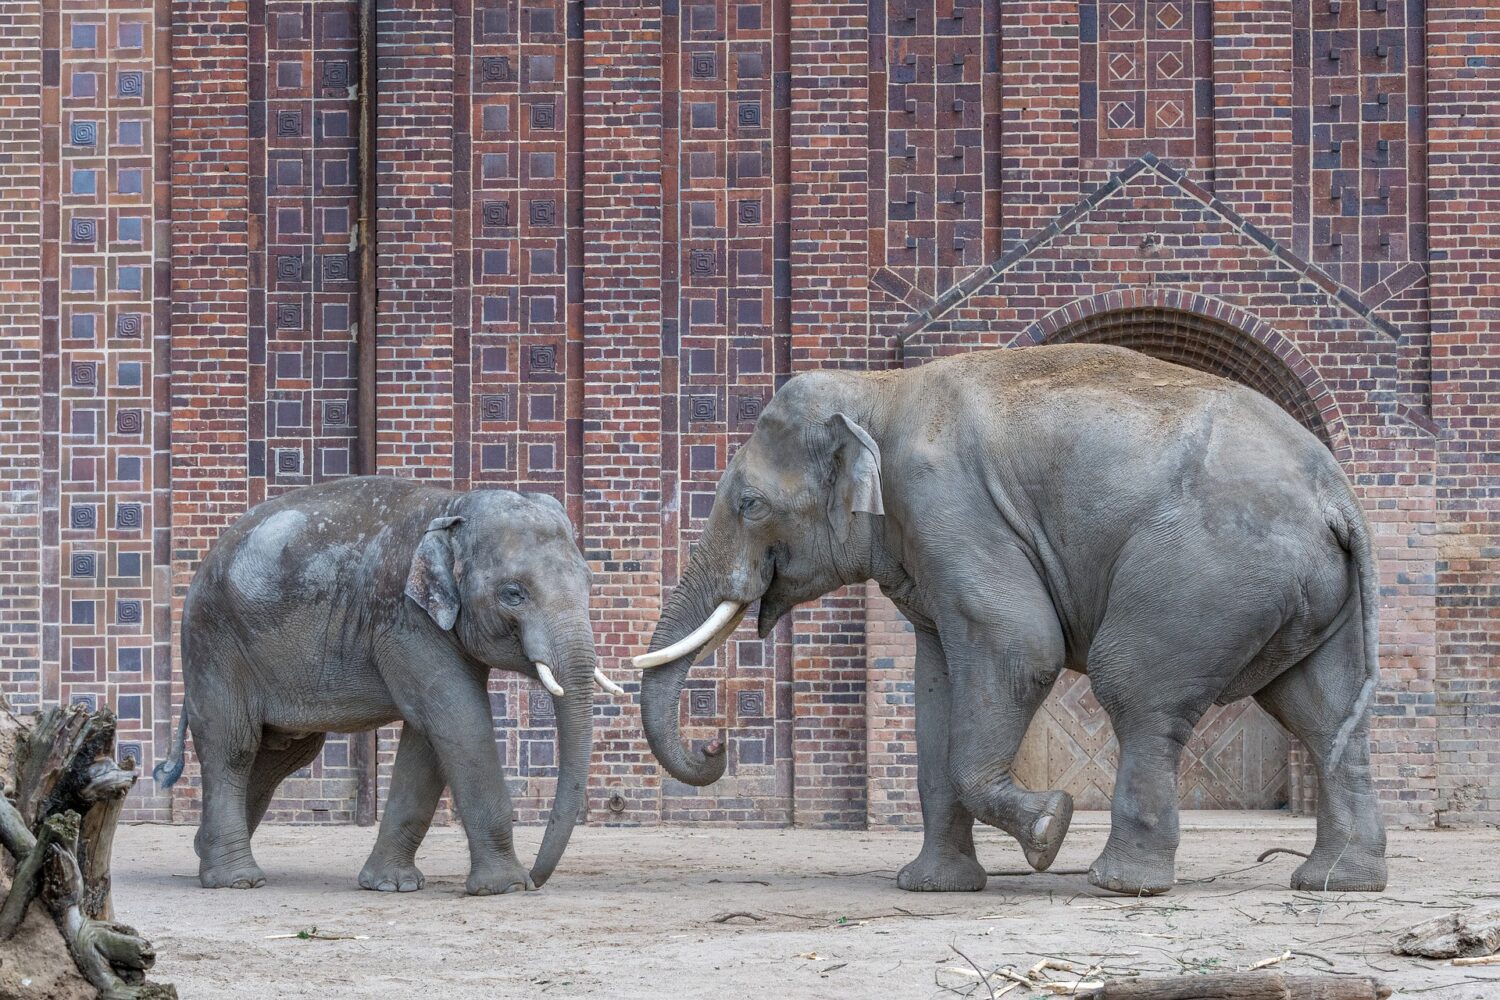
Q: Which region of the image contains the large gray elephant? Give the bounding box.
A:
[154,476,619,894]
[636,344,1386,896]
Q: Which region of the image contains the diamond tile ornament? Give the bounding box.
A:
[482,200,510,227]
[1156,99,1184,128]
[479,394,509,421]
[481,57,512,82]
[323,60,351,89]
[1108,101,1136,128]
[1156,51,1183,78]
[1109,53,1136,81]
[322,254,350,281]
[1156,2,1182,29]
[528,345,556,373]
[1108,4,1136,29]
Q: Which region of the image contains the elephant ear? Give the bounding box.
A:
[825,412,884,543]
[405,515,465,630]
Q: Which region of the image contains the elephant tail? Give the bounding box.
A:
[153,697,190,789]
[1325,490,1380,772]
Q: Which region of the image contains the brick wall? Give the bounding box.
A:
[0,0,1492,830]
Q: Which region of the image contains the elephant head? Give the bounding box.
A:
[405,491,611,886]
[636,372,885,785]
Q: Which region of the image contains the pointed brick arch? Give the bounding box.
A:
[1017,289,1353,463]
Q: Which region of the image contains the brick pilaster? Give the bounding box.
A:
[582,0,665,818]
[1427,1,1500,823]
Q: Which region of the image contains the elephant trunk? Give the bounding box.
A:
[528,631,596,888]
[639,557,730,787]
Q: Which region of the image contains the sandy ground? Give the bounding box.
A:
[108,813,1499,999]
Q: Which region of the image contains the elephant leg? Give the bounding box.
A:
[898,628,986,892]
[1254,620,1386,892]
[1086,616,1232,895]
[246,732,327,837]
[399,660,529,896]
[195,709,266,889]
[937,563,1073,873]
[359,724,444,892]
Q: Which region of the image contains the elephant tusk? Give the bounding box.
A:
[534,662,566,697]
[593,668,626,696]
[633,600,744,669]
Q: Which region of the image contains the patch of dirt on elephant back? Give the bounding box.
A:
[0,909,98,1000]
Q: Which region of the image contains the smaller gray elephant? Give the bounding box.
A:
[154,476,620,895]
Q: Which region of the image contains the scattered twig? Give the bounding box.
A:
[1257,847,1312,863]
[1247,950,1292,971]
[709,911,765,924]
[1452,954,1500,967]
[986,866,1091,877]
[950,945,998,1000]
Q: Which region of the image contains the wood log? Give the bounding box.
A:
[1391,907,1500,960]
[1078,972,1391,1000]
[0,693,176,998]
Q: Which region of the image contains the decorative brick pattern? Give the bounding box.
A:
[1,0,1489,833]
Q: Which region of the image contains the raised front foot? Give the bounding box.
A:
[1087,844,1174,896]
[466,858,534,896]
[1290,850,1387,893]
[199,860,266,890]
[359,857,426,893]
[1020,790,1074,872]
[898,847,987,892]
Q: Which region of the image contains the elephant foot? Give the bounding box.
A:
[898,847,987,892]
[1087,846,1174,896]
[1290,851,1387,893]
[466,859,534,896]
[1020,790,1073,872]
[200,860,267,890]
[358,858,426,893]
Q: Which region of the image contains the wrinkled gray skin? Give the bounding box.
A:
[154,477,595,896]
[643,344,1386,895]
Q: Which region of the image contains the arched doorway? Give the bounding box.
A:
[1012,304,1332,810]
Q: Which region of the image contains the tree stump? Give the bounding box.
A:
[1392,906,1500,960]
[0,694,176,999]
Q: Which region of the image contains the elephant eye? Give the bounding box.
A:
[499,582,527,607]
[738,493,768,520]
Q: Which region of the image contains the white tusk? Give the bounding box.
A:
[534,662,565,697]
[633,600,744,669]
[593,668,625,696]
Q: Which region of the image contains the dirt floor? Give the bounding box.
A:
[109,812,1498,999]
